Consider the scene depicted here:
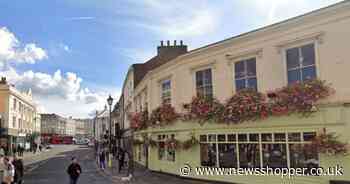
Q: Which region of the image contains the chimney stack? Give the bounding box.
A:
[0,77,7,85]
[157,40,188,57]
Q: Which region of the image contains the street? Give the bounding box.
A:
[24,146,112,184]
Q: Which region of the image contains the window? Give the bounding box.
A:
[200,132,319,169]
[286,43,316,84]
[157,134,176,162]
[12,116,16,128]
[196,68,213,98]
[13,98,17,110]
[235,58,257,91]
[161,79,171,105]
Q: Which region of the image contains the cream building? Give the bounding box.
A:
[119,1,350,184]
[0,77,39,152]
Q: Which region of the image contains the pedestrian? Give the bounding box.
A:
[118,148,125,173]
[67,157,82,184]
[1,157,14,184]
[0,146,5,157]
[32,143,36,154]
[19,146,24,157]
[12,155,24,184]
[16,145,20,157]
[11,145,16,157]
[99,149,106,170]
[39,144,42,152]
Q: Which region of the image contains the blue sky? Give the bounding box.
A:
[0,0,343,118]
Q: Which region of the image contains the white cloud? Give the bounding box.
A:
[237,0,344,26]
[0,27,47,65]
[127,1,219,37]
[0,67,120,118]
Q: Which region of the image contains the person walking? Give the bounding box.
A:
[12,155,24,184]
[118,148,125,173]
[2,157,14,184]
[99,149,106,170]
[67,157,82,184]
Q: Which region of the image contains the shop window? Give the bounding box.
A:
[200,143,217,167]
[200,131,318,169]
[196,68,213,99]
[239,143,260,168]
[288,132,301,142]
[262,144,287,168]
[235,58,257,91]
[158,134,176,162]
[167,134,176,162]
[218,144,237,168]
[289,144,319,169]
[286,43,316,84]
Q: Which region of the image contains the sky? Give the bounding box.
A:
[0,0,344,118]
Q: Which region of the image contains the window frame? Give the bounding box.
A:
[282,40,320,85]
[160,79,172,105]
[195,68,213,98]
[234,57,258,91]
[199,131,318,169]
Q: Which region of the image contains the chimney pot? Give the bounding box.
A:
[160,40,164,46]
[167,40,170,46]
[180,40,183,46]
[174,40,177,46]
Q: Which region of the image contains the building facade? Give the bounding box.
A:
[41,113,66,135]
[118,2,350,184]
[0,77,40,152]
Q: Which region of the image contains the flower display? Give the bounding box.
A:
[149,104,179,126]
[270,79,334,116]
[183,79,333,124]
[221,89,269,123]
[182,96,224,124]
[308,131,348,156]
[182,135,199,150]
[129,110,148,130]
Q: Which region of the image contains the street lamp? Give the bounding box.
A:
[107,95,113,155]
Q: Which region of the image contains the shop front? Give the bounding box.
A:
[134,105,350,184]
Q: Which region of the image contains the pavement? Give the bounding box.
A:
[23,145,215,184]
[97,156,214,184]
[24,145,112,184]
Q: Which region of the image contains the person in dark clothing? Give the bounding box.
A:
[16,145,21,157]
[118,148,125,173]
[13,155,24,184]
[99,149,106,170]
[67,157,82,184]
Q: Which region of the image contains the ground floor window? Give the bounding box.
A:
[199,132,318,169]
[157,134,176,162]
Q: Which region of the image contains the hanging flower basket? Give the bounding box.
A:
[182,96,224,124]
[307,132,348,156]
[129,110,148,130]
[221,89,268,124]
[149,104,179,127]
[182,136,199,150]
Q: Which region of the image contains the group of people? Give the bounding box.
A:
[0,154,24,184]
[98,147,128,173]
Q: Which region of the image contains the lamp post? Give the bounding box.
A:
[107,95,113,168]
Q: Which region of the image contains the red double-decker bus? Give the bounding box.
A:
[62,136,73,144]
